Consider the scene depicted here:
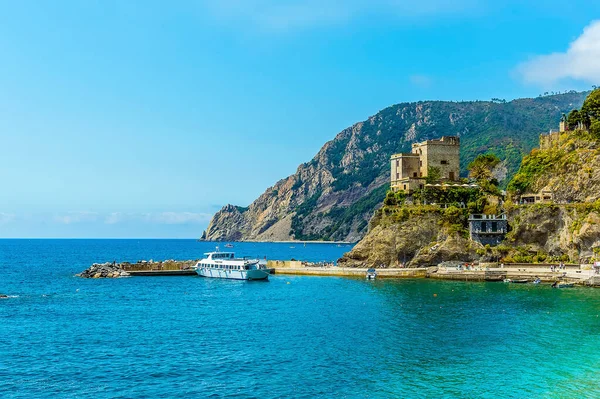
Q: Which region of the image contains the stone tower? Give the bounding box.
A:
[559,113,568,132]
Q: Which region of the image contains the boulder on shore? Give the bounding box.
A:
[77,262,128,279]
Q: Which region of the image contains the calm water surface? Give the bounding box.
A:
[1,239,600,398]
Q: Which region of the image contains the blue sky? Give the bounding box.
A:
[1,0,599,238]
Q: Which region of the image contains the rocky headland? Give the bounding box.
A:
[338,203,484,268]
[341,90,600,268]
[202,92,587,243]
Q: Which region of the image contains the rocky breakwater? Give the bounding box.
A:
[78,259,199,278]
[77,262,129,278]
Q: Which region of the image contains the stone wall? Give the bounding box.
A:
[539,131,560,150]
[412,136,460,180]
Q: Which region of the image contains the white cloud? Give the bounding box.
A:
[147,212,212,224]
[53,211,99,224]
[104,212,127,225]
[201,0,480,31]
[517,20,600,86]
[409,74,433,88]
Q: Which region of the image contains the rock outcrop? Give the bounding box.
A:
[203,92,587,242]
[338,209,483,268]
[510,131,600,203]
[78,259,198,278]
[78,262,129,278]
[504,204,600,262]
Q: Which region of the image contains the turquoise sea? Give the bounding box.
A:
[2,239,600,398]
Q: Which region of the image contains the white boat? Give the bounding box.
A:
[366,268,377,280]
[194,249,269,281]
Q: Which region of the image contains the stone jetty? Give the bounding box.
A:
[78,259,199,278]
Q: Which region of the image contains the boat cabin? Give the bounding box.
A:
[204,252,235,260]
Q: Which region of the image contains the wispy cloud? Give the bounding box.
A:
[201,0,480,31]
[146,212,212,224]
[517,20,600,86]
[53,211,99,224]
[104,212,212,225]
[1,211,212,226]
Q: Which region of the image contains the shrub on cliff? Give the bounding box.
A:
[507,148,562,194]
[590,119,600,139]
[468,153,501,181]
[441,206,468,236]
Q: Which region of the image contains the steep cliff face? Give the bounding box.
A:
[504,204,600,262]
[501,128,600,261]
[509,131,600,203]
[203,92,587,242]
[338,208,482,267]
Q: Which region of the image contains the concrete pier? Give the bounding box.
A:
[272,267,429,278]
[127,270,197,276]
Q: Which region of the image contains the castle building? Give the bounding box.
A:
[390,136,460,192]
[540,114,570,150]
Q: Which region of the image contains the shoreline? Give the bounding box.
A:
[272,266,600,286]
[76,258,600,287]
[201,240,355,245]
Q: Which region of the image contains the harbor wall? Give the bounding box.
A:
[272,267,429,278]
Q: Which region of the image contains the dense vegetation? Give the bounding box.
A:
[508,90,600,195]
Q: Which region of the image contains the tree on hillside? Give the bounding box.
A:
[567,109,583,130]
[579,89,600,138]
[468,154,501,181]
[426,166,441,184]
[581,88,600,121]
[591,119,600,139]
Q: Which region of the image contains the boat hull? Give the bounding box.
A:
[196,267,269,281]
